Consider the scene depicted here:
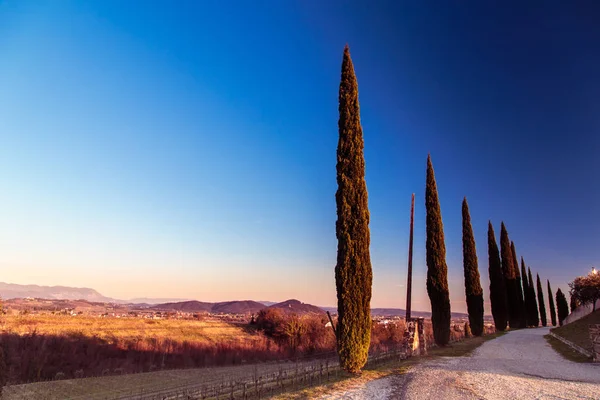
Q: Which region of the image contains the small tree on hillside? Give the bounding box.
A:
[536,274,547,327]
[556,288,569,326]
[511,242,526,329]
[528,267,539,327]
[570,296,580,313]
[500,223,519,329]
[425,155,451,346]
[487,222,508,331]
[547,280,557,326]
[461,198,484,336]
[569,270,600,312]
[335,45,372,373]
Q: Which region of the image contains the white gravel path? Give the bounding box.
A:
[319,327,600,400]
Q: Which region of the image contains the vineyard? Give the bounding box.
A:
[2,346,408,400]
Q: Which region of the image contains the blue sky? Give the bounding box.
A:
[0,1,598,312]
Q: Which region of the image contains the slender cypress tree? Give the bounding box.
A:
[511,241,526,329]
[488,222,508,331]
[520,258,532,326]
[528,267,539,326]
[461,198,484,336]
[500,223,519,329]
[556,288,569,326]
[536,274,547,327]
[334,45,372,373]
[547,280,557,326]
[425,155,451,346]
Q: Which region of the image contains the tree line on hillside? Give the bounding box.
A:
[333,45,574,373]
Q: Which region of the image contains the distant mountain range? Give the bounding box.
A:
[0,282,189,305]
[0,282,475,318]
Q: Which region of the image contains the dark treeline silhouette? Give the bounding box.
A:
[425,155,451,346]
[487,223,508,331]
[461,198,484,336]
[511,242,527,329]
[547,280,557,326]
[556,288,569,326]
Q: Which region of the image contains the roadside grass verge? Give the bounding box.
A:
[550,310,599,354]
[270,332,504,399]
[544,335,591,363]
[425,331,506,358]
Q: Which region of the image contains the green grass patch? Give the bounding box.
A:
[550,310,599,353]
[544,334,591,363]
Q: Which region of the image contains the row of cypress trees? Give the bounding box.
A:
[334,45,573,370]
[425,155,567,342]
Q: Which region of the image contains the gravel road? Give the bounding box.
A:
[319,327,600,400]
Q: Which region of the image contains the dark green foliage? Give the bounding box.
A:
[570,296,580,313]
[487,222,508,331]
[425,155,451,346]
[547,280,557,326]
[556,288,569,326]
[528,268,539,326]
[461,198,484,336]
[536,274,547,327]
[500,223,519,329]
[521,258,532,326]
[335,45,372,373]
[511,242,526,329]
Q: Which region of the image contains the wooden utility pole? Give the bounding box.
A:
[406,193,415,321]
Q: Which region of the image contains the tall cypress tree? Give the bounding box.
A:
[335,45,372,373]
[521,257,532,326]
[547,280,557,327]
[461,198,484,336]
[556,288,569,326]
[488,222,508,331]
[500,223,518,329]
[536,274,547,327]
[511,242,526,329]
[528,267,539,326]
[425,155,451,346]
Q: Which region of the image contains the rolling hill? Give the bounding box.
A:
[268,299,325,315]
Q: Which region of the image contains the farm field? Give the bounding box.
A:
[2,314,251,344]
[0,314,290,384]
[2,354,341,400]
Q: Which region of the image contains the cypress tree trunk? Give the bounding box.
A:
[461,198,484,336]
[425,155,451,346]
[536,274,547,327]
[556,288,569,326]
[547,280,557,326]
[528,267,539,326]
[487,222,508,331]
[500,223,519,329]
[520,258,532,326]
[335,45,372,373]
[511,242,526,329]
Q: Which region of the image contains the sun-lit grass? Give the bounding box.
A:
[1,314,254,345]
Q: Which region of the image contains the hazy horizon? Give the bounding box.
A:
[1,2,598,314]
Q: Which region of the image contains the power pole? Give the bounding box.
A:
[406,193,415,321]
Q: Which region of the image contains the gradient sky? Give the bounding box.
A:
[0,1,598,313]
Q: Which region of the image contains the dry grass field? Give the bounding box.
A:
[0,314,288,384]
[1,314,253,344]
